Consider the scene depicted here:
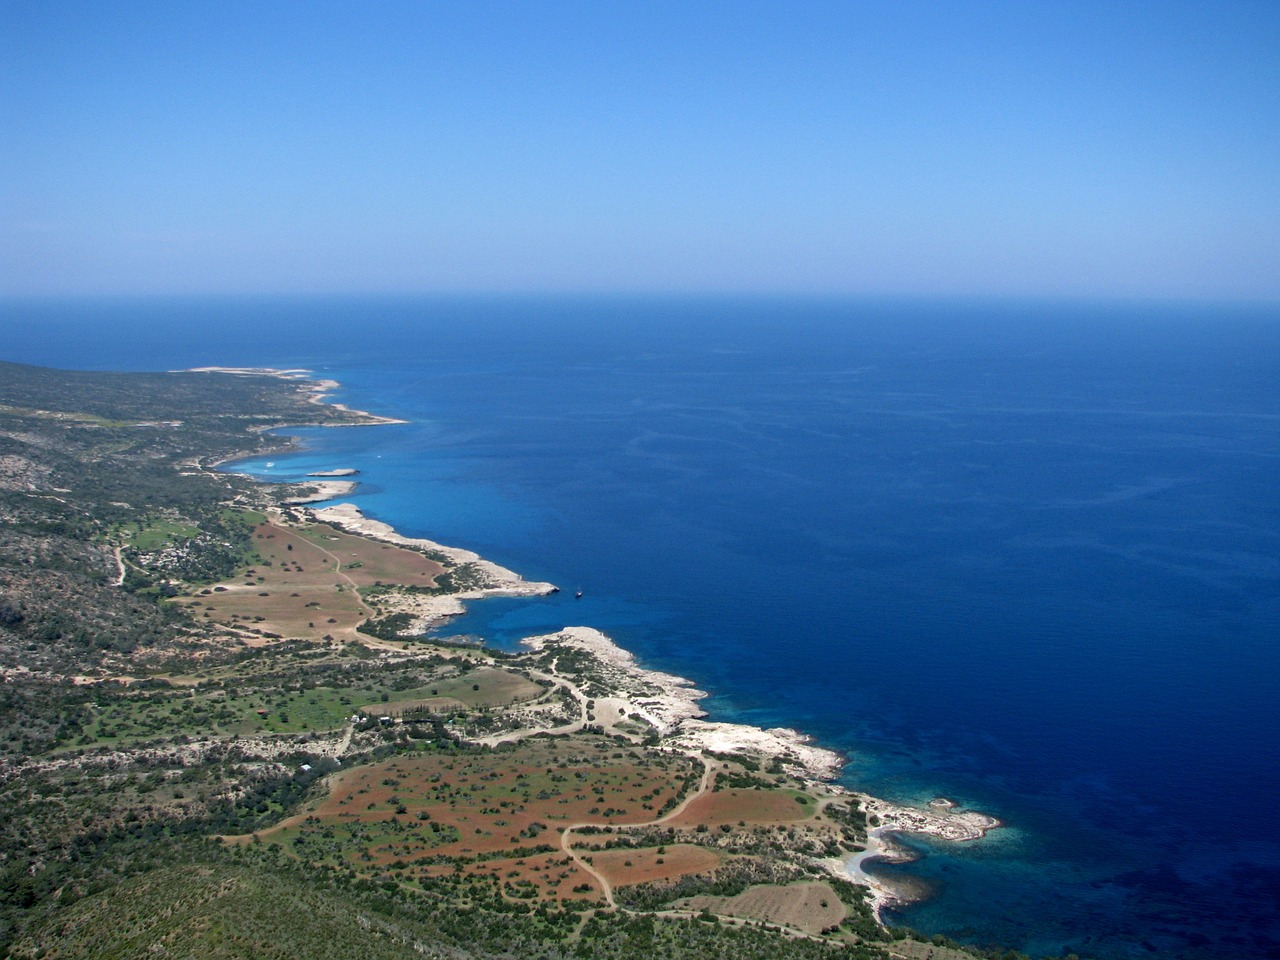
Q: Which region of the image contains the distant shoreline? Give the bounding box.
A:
[183,366,408,425]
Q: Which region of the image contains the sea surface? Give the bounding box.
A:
[4,295,1279,959]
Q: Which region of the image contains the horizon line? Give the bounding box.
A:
[3,290,1279,310]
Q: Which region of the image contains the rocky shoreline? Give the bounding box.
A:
[305,507,1002,912]
[221,370,1001,919]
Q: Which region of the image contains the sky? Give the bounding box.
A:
[2,1,1279,300]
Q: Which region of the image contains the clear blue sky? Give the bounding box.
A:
[3,0,1278,299]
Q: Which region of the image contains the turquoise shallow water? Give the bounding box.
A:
[4,294,1280,958]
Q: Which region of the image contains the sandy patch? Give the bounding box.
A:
[830,799,1000,918]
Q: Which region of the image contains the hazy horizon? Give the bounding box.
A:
[4,1,1279,302]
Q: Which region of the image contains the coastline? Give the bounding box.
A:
[184,366,408,425]
[832,827,905,917]
[300,500,1001,912]
[311,501,557,601]
[186,365,407,502]
[310,501,557,633]
[221,369,1000,919]
[834,799,1001,919]
[282,479,359,504]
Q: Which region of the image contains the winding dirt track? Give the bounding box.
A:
[284,526,375,617]
[110,546,127,586]
[555,762,851,946]
[474,664,588,746]
[559,753,714,909]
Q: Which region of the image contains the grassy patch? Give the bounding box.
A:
[115,517,204,550]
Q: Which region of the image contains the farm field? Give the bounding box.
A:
[181,516,446,643]
[236,736,702,902]
[669,780,816,828]
[588,844,723,888]
[677,880,848,935]
[224,730,876,931]
[379,666,547,715]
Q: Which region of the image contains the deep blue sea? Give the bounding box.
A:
[4,295,1279,959]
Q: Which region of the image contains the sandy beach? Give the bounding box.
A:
[829,827,919,917]
[516,628,996,909]
[831,798,1001,917]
